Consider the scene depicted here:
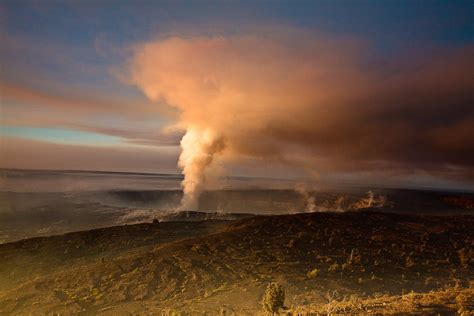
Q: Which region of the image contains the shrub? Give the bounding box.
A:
[405,256,415,268]
[347,248,361,265]
[341,262,351,271]
[458,248,469,268]
[262,282,285,315]
[307,268,319,278]
[328,263,340,272]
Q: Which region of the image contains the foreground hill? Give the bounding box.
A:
[0,211,473,314]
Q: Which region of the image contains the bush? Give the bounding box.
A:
[262,282,285,315]
[307,268,319,278]
[328,263,340,272]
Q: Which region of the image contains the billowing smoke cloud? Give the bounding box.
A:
[128,31,474,208]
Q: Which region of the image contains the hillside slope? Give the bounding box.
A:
[0,211,473,314]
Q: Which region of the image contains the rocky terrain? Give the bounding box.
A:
[0,210,473,314]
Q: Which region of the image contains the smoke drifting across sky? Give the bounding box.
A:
[127,30,473,208]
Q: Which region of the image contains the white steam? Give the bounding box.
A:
[352,190,386,209]
[178,127,225,209]
[295,186,386,213]
[295,183,317,212]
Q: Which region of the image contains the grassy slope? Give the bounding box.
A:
[0,211,473,314]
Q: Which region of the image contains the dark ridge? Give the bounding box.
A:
[0,168,183,178]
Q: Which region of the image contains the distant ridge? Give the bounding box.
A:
[0,167,182,178]
[156,210,255,222]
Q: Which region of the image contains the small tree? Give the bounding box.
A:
[262,282,285,315]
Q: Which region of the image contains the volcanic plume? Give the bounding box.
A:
[128,31,473,209]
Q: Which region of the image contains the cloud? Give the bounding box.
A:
[0,81,173,118]
[0,81,182,147]
[0,136,179,173]
[127,31,474,198]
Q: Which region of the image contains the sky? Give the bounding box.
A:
[0,0,473,190]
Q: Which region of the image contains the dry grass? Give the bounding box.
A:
[0,211,472,314]
[289,282,474,315]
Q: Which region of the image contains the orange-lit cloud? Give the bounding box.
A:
[127,32,474,205]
